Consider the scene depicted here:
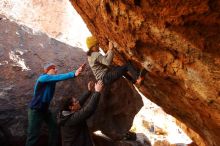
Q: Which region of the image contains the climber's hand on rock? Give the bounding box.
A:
[109,41,114,50]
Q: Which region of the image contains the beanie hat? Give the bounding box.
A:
[86,36,98,49]
[44,63,56,73]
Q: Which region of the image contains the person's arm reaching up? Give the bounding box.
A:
[66,81,103,126]
[96,50,114,66]
[77,81,94,106]
[96,42,114,66]
[38,72,75,82]
[38,63,86,83]
[75,63,86,76]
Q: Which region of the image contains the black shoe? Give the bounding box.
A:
[139,68,148,77]
[135,68,148,85]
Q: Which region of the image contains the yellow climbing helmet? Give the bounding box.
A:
[86,36,98,49]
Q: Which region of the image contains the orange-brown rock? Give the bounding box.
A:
[70,1,220,146]
[153,140,170,146]
[177,119,206,146]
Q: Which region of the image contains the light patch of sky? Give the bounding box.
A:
[0,0,91,51]
[56,1,91,51]
[132,87,192,145]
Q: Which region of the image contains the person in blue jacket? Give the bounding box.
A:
[25,62,85,146]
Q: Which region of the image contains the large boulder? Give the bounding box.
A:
[0,15,143,146]
[69,1,220,146]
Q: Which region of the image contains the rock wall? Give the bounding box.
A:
[69,1,220,146]
[0,15,142,146]
[177,120,206,146]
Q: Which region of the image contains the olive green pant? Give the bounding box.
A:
[25,109,57,146]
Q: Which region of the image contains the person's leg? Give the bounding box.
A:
[44,110,58,146]
[125,63,140,80]
[25,109,43,146]
[123,72,135,83]
[115,63,148,85]
[103,63,138,85]
[103,66,127,85]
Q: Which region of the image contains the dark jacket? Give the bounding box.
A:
[29,72,75,111]
[58,91,101,146]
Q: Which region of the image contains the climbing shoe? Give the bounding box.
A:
[135,68,148,85]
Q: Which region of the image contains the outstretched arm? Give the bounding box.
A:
[75,63,86,76]
[38,63,86,83]
[78,81,94,106]
[67,92,101,126]
[78,91,91,106]
[96,41,115,66]
[38,72,75,83]
[96,50,114,66]
[66,81,103,126]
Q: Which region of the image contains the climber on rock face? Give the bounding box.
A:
[57,80,103,146]
[86,36,147,85]
[25,62,85,146]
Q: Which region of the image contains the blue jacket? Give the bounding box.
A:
[29,72,75,111]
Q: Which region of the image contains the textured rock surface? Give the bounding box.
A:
[177,120,206,146]
[0,15,142,146]
[70,1,220,146]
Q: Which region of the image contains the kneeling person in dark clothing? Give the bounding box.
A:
[58,80,103,146]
